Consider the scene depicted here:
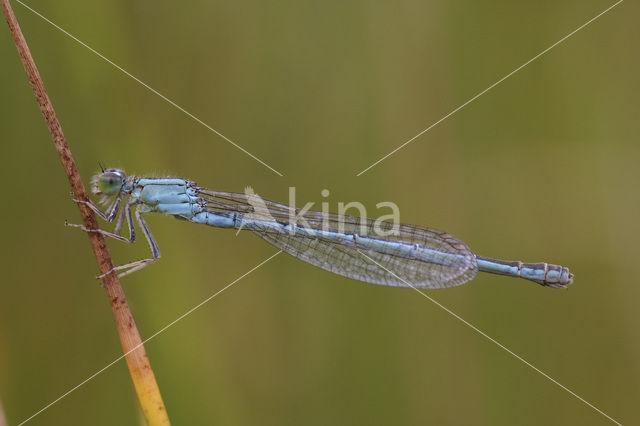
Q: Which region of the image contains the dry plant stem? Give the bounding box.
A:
[0,397,7,426]
[2,1,170,424]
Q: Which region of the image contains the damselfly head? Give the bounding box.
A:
[92,168,126,196]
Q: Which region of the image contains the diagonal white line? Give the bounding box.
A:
[356,250,622,425]
[356,0,624,176]
[18,251,282,426]
[14,0,284,177]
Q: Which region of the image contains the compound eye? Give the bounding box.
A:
[98,172,123,195]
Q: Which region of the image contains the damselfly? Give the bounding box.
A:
[69,168,573,289]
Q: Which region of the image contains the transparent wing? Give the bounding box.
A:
[198,189,478,288]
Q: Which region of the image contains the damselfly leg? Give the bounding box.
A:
[68,198,161,278]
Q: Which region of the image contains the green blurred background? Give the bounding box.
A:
[1,0,638,425]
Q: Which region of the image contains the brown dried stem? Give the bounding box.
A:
[0,396,7,426]
[1,1,170,424]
